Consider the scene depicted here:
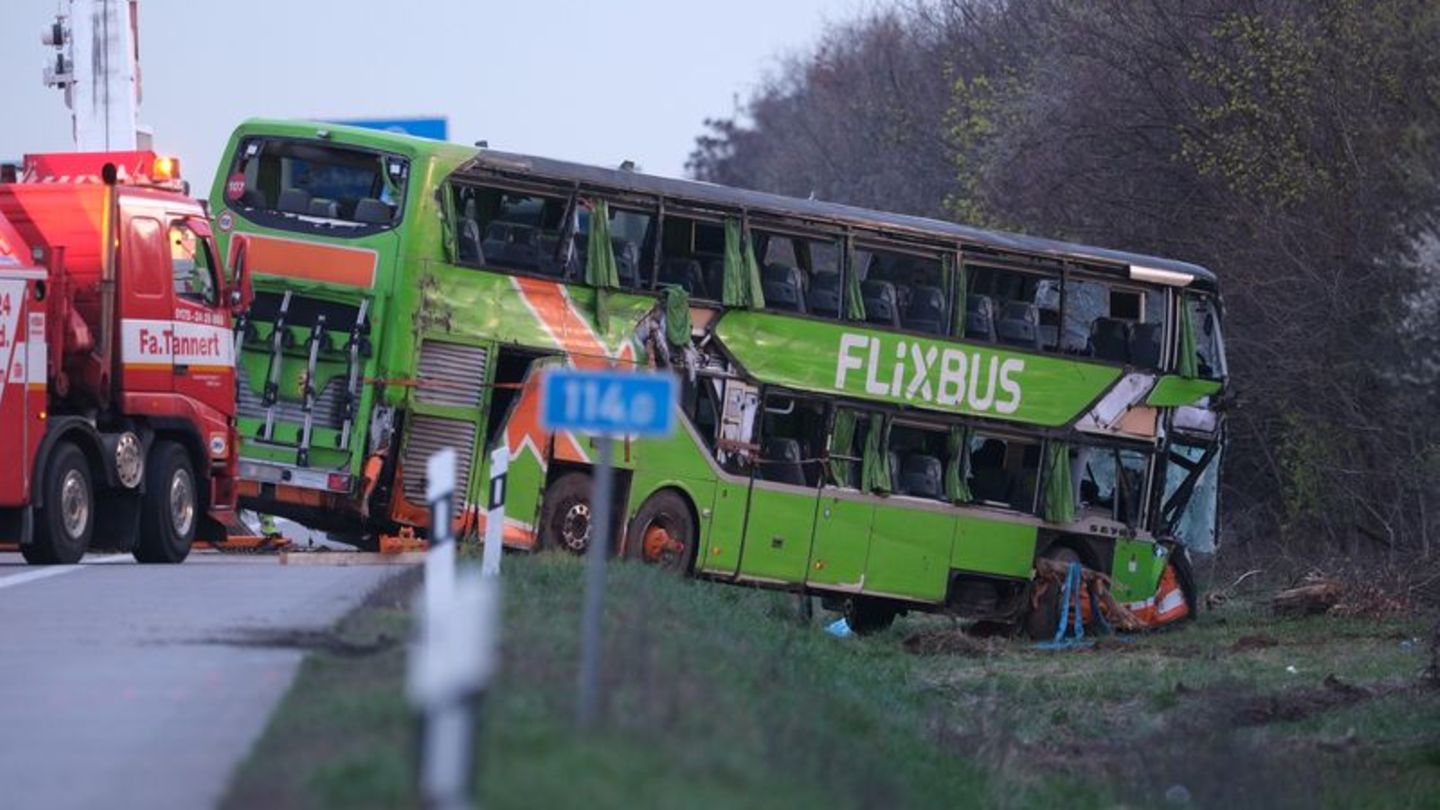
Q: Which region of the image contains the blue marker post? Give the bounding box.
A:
[539,367,675,728]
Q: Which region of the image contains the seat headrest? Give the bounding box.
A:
[277,188,310,214]
[354,198,391,224]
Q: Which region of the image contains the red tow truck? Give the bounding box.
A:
[0,151,251,564]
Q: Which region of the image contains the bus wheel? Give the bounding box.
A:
[1023,545,1082,640]
[626,489,695,573]
[539,472,593,555]
[23,442,94,565]
[843,597,898,635]
[134,441,197,564]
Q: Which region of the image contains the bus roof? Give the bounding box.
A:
[453,149,1218,289]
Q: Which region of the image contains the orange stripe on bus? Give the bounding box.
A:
[247,235,377,288]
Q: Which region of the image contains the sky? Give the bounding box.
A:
[1,0,861,189]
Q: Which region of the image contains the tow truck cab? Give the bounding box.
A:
[0,150,251,564]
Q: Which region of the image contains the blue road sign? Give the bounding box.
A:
[330,117,449,141]
[540,368,676,437]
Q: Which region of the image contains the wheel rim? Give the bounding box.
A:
[60,469,89,541]
[170,467,195,538]
[559,501,590,552]
[640,513,688,567]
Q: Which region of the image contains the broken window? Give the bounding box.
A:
[757,394,827,487]
[1075,444,1151,526]
[1065,277,1167,367]
[887,423,950,501]
[573,203,656,290]
[967,432,1041,512]
[1183,295,1226,379]
[1161,442,1220,552]
[966,264,1059,351]
[453,184,571,277]
[853,245,950,335]
[753,227,844,318]
[658,212,727,299]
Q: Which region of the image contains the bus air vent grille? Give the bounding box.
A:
[400,415,477,510]
[416,340,489,409]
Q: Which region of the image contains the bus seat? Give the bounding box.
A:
[762,263,807,313]
[862,280,899,327]
[658,258,706,297]
[354,198,392,225]
[760,438,807,486]
[458,200,483,262]
[899,454,943,499]
[965,295,997,341]
[483,222,540,270]
[1129,321,1162,368]
[1088,317,1131,363]
[278,188,311,214]
[239,188,266,209]
[702,259,725,298]
[969,439,1012,503]
[996,302,1041,349]
[903,285,946,334]
[308,198,340,219]
[612,238,640,287]
[807,272,842,317]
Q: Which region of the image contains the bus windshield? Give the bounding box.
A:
[223,137,409,236]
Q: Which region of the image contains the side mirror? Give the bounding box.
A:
[228,234,254,314]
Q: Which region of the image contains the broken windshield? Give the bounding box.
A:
[223,137,408,237]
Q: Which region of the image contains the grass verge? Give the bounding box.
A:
[223,555,1440,809]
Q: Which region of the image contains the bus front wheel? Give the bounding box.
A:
[625,489,696,573]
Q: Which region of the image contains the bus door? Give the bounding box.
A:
[735,392,824,584]
[700,379,759,578]
[807,407,876,592]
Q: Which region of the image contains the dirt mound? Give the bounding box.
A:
[1230,634,1280,652]
[1231,674,1372,726]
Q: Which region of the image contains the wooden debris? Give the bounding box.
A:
[1270,578,1344,617]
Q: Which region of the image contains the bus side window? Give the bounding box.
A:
[455,184,571,278]
[967,265,1055,351]
[571,203,656,291]
[757,395,826,487]
[853,247,948,335]
[969,432,1040,513]
[656,213,724,299]
[888,423,948,501]
[753,230,842,319]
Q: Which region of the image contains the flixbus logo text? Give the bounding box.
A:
[834,333,1024,415]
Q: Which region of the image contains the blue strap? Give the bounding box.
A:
[1036,561,1093,650]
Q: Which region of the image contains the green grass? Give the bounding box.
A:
[223,555,1440,809]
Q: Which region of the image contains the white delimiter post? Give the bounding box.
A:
[482,447,508,577]
[425,449,458,614]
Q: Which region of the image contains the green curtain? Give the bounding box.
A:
[944,425,973,504]
[827,408,857,486]
[1043,442,1076,524]
[949,255,967,337]
[1178,295,1198,378]
[844,247,866,321]
[662,285,691,348]
[861,414,893,494]
[722,218,766,308]
[586,200,620,332]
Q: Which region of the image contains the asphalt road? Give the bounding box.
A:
[0,550,413,810]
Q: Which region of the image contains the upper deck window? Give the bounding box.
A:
[454,184,572,277]
[224,137,408,237]
[1062,277,1166,368]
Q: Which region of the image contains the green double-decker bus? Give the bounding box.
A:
[210,119,1225,633]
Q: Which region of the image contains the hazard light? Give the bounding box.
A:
[152,155,180,181]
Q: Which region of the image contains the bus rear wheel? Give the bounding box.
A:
[625,489,696,573]
[1024,545,1082,640]
[843,596,898,635]
[539,472,593,555]
[23,442,94,565]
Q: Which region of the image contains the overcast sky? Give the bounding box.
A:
[2,0,858,187]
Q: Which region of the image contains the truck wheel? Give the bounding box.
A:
[23,442,94,565]
[134,441,196,564]
[625,489,696,573]
[539,472,593,554]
